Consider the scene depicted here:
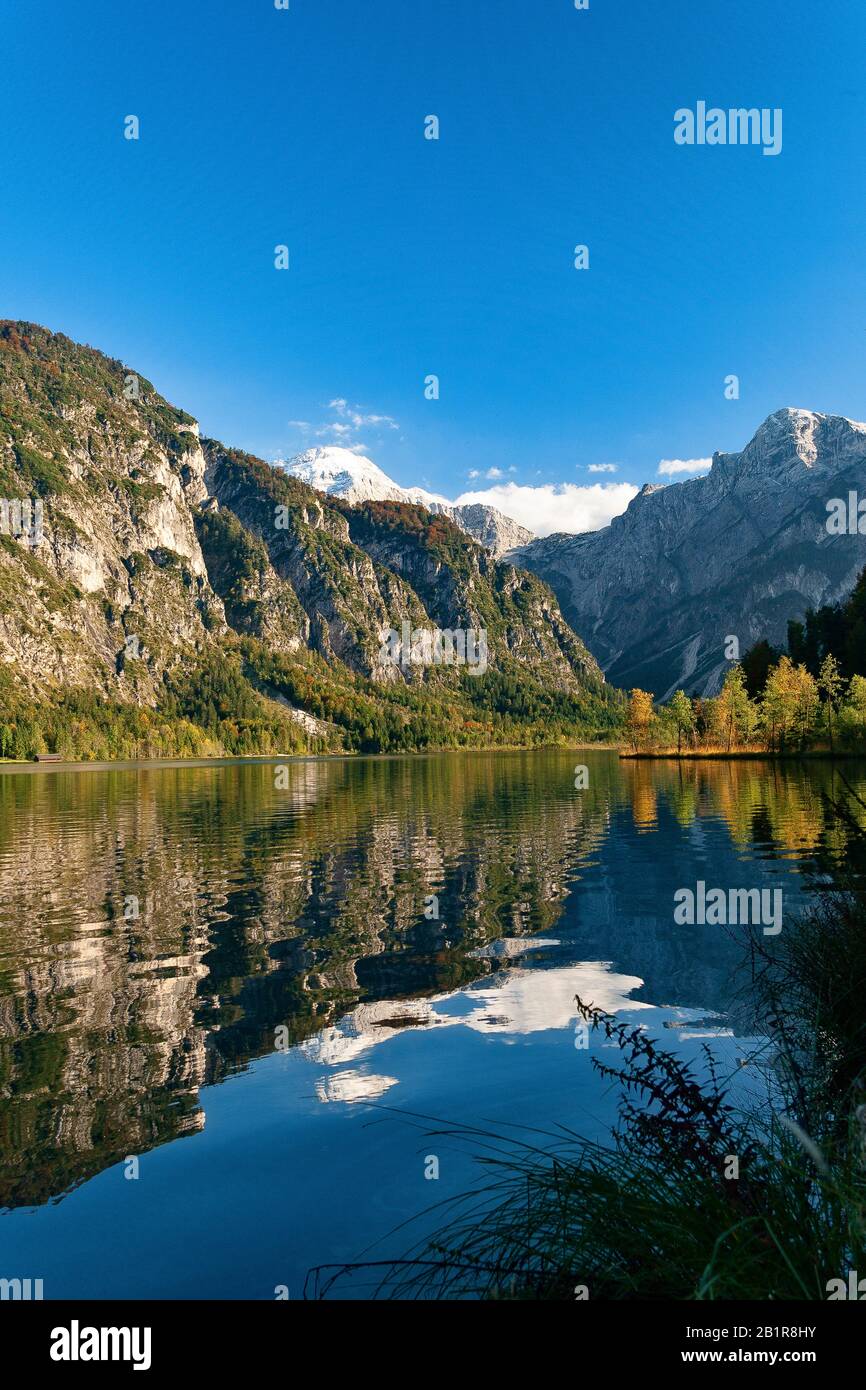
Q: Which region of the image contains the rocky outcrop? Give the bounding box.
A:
[510,409,866,698]
[435,501,534,557]
[0,324,225,699]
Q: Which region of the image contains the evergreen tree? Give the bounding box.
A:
[741,639,780,699]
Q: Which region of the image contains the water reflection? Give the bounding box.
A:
[0,750,862,1214]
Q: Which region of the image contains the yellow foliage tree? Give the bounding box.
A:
[626,688,655,751]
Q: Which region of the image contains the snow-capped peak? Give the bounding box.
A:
[283,446,448,507]
[280,445,534,556]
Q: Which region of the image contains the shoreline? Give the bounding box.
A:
[619,748,863,762]
[0,741,619,775]
[4,743,863,772]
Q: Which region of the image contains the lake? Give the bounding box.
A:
[0,749,862,1299]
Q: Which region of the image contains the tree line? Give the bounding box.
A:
[626,565,866,755]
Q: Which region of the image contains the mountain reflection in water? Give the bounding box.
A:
[0,750,862,1295]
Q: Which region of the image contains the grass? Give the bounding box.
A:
[308,787,866,1301]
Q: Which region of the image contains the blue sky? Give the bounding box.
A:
[2,0,864,533]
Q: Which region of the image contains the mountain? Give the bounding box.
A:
[442,501,535,557]
[285,445,534,557]
[0,322,615,759]
[286,445,448,508]
[509,408,866,700]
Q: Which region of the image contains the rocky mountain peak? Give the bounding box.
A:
[512,405,866,701]
[716,407,866,481]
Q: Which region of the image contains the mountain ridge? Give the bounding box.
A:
[509,406,866,698]
[0,320,615,759]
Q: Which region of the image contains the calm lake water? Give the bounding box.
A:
[0,748,863,1299]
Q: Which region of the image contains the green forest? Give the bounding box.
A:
[0,635,624,762]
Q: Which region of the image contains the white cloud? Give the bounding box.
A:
[359,413,399,430]
[287,400,399,451]
[657,457,712,476]
[485,467,504,479]
[588,463,618,474]
[327,399,398,430]
[467,469,480,479]
[453,481,638,538]
[318,421,354,439]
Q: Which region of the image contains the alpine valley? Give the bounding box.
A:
[281,407,866,704]
[3,322,866,764]
[0,322,616,760]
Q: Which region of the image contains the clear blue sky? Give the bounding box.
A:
[2,0,864,514]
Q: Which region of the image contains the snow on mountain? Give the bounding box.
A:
[282,446,534,556]
[286,447,449,508]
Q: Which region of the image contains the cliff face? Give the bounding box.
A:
[343,500,601,686]
[0,322,606,744]
[0,323,223,699]
[510,409,866,699]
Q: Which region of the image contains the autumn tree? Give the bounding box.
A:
[626,689,655,751]
[841,674,866,750]
[761,656,799,753]
[761,657,818,753]
[792,663,820,748]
